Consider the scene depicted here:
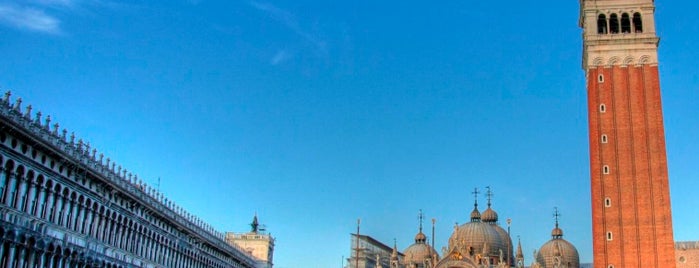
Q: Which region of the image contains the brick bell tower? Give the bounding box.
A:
[579,1,676,268]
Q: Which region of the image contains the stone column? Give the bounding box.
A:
[43,188,55,220]
[75,203,85,233]
[5,243,16,268]
[0,167,7,200]
[24,178,37,213]
[4,171,17,206]
[83,207,94,237]
[68,199,78,230]
[15,173,28,210]
[34,184,47,218]
[61,195,70,228]
[52,193,63,224]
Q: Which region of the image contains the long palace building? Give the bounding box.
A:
[0,91,261,267]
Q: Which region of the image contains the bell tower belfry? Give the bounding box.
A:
[579,1,676,268]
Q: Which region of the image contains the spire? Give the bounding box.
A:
[415,209,427,243]
[251,213,259,233]
[515,236,525,268]
[470,188,481,222]
[486,186,492,208]
[418,209,424,233]
[472,187,480,208]
[551,207,564,239]
[516,236,524,259]
[391,239,398,260]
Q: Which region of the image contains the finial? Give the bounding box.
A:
[77,139,83,150]
[70,132,75,144]
[485,186,493,208]
[553,207,561,228]
[35,111,42,124]
[14,97,22,111]
[92,149,97,159]
[52,123,58,134]
[472,187,480,208]
[46,115,52,129]
[25,105,32,118]
[3,91,11,104]
[62,129,67,140]
[99,153,104,163]
[418,209,424,232]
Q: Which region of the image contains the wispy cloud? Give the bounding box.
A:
[0,3,61,34]
[250,1,326,53]
[271,50,292,65]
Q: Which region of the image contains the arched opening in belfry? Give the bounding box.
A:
[597,14,608,34]
[621,13,631,33]
[609,13,620,34]
[633,13,643,33]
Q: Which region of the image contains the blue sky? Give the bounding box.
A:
[1,0,698,267]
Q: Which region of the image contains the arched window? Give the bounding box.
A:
[610,14,620,34]
[597,14,608,34]
[633,13,643,33]
[621,13,631,33]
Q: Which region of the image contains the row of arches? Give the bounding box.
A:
[597,12,643,34]
[0,151,249,268]
[0,226,126,268]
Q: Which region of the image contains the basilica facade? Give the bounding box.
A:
[0,92,263,267]
[348,189,581,268]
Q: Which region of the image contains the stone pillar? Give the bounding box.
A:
[68,199,78,230]
[83,207,94,237]
[34,185,46,218]
[15,173,28,210]
[52,193,63,224]
[24,178,37,213]
[5,243,16,268]
[60,196,71,228]
[43,189,55,220]
[37,251,46,268]
[4,171,17,206]
[0,167,7,200]
[75,203,85,233]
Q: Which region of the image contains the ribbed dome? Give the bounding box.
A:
[448,221,506,258]
[469,207,481,221]
[490,224,514,266]
[403,232,439,265]
[415,231,427,243]
[551,227,564,238]
[481,207,498,223]
[536,238,580,268]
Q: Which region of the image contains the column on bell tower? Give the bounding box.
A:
[580,1,675,268]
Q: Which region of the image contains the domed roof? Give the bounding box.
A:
[536,208,580,268]
[551,227,564,238]
[490,224,514,266]
[404,210,439,265]
[536,238,580,268]
[481,187,499,223]
[469,207,481,221]
[403,239,439,265]
[448,220,506,258]
[481,207,498,223]
[415,231,427,243]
